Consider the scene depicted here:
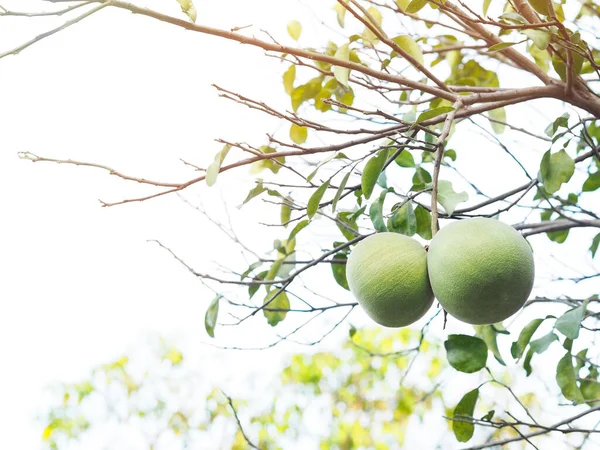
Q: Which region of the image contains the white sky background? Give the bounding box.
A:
[0,1,599,449]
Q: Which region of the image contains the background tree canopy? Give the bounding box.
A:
[3,0,600,448]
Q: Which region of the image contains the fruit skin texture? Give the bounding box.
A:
[427,218,535,325]
[347,233,434,327]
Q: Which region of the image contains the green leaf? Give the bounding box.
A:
[453,389,479,443]
[483,0,492,15]
[287,20,302,40]
[307,181,330,219]
[333,43,351,88]
[555,303,587,340]
[369,191,388,232]
[581,379,600,406]
[337,211,359,240]
[529,331,558,354]
[331,253,349,290]
[523,348,534,376]
[481,410,494,422]
[556,352,585,403]
[444,149,457,161]
[488,107,506,134]
[391,35,424,64]
[545,113,569,137]
[499,12,527,24]
[206,144,231,187]
[288,219,309,240]
[583,171,600,192]
[362,7,383,43]
[281,197,292,227]
[176,0,197,22]
[283,65,296,95]
[250,146,285,174]
[395,150,416,168]
[522,29,551,50]
[205,295,221,338]
[290,124,308,144]
[437,180,468,216]
[511,318,544,359]
[445,334,488,373]
[406,0,428,14]
[388,201,416,236]
[362,150,388,200]
[334,2,347,27]
[416,106,455,124]
[263,290,290,327]
[547,226,569,243]
[488,41,519,52]
[474,325,506,366]
[411,166,432,191]
[414,205,432,240]
[332,172,351,212]
[242,182,267,205]
[248,271,267,299]
[528,0,553,15]
[591,233,600,258]
[540,149,575,194]
[291,77,322,112]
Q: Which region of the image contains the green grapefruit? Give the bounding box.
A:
[427,218,535,325]
[347,233,434,327]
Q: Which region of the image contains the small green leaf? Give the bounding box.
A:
[583,171,600,192]
[176,0,197,22]
[522,29,551,50]
[291,77,322,112]
[289,219,309,240]
[499,12,527,24]
[362,150,388,200]
[483,0,492,15]
[416,106,455,124]
[474,325,506,366]
[369,191,388,232]
[530,331,558,354]
[333,43,351,88]
[281,197,292,227]
[388,201,416,236]
[523,348,534,376]
[445,334,488,373]
[263,290,290,327]
[591,233,600,258]
[287,20,302,40]
[540,149,575,194]
[555,302,587,340]
[290,124,308,144]
[362,7,383,43]
[334,2,347,27]
[444,149,457,161]
[545,113,569,137]
[395,150,416,168]
[511,318,544,359]
[528,0,553,16]
[406,0,428,14]
[250,146,286,174]
[332,172,351,212]
[547,226,569,243]
[283,65,296,95]
[205,295,221,338]
[242,182,267,205]
[481,410,494,422]
[411,166,432,191]
[391,35,424,64]
[437,180,468,216]
[453,389,479,443]
[331,253,349,290]
[488,41,519,52]
[488,107,506,134]
[307,181,330,219]
[414,205,432,240]
[556,352,585,403]
[206,144,231,187]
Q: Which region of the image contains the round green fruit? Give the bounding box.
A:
[346,233,434,328]
[427,218,535,325]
